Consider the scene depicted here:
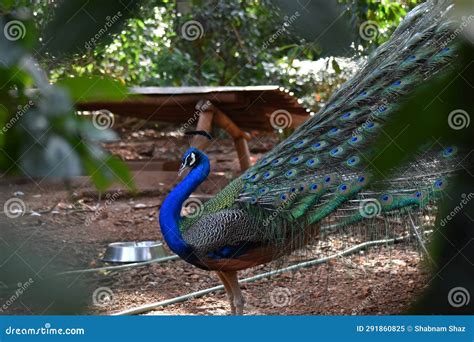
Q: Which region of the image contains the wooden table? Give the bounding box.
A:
[77,86,312,171]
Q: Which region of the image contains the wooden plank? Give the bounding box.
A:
[126,160,180,171]
[77,93,241,107]
[76,86,312,132]
[130,85,279,95]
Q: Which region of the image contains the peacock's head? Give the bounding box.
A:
[178,147,202,176]
[178,130,213,176]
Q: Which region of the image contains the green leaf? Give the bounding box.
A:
[272,0,353,56]
[105,156,134,190]
[0,104,7,147]
[78,119,118,142]
[332,58,341,74]
[20,135,82,179]
[42,0,142,56]
[56,76,129,102]
[80,141,134,191]
[0,0,14,11]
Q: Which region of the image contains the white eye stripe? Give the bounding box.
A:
[189,153,196,166]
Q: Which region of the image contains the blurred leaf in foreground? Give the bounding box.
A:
[42,0,143,57]
[368,43,474,178]
[0,8,135,190]
[57,76,129,103]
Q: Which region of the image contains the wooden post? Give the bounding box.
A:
[211,104,252,172]
[234,136,251,170]
[190,100,252,172]
[191,110,214,150]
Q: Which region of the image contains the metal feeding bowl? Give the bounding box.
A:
[102,241,167,263]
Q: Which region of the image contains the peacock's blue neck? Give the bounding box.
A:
[159,152,210,258]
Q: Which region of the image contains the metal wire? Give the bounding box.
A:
[58,255,180,276]
[113,235,412,316]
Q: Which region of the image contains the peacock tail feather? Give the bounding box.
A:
[178,0,467,254]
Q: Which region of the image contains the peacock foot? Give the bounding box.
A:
[217,270,245,315]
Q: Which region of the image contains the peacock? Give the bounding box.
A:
[159,0,465,315]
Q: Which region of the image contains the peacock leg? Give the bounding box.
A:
[221,271,245,315]
[216,271,235,315]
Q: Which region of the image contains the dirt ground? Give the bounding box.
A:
[0,123,431,315]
